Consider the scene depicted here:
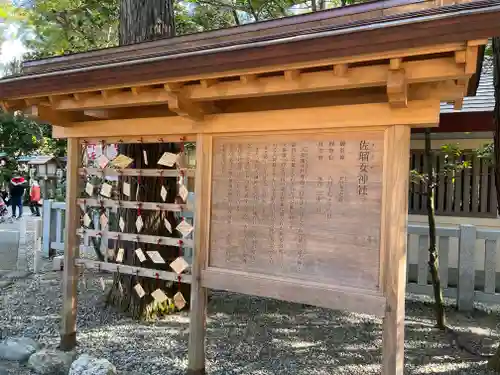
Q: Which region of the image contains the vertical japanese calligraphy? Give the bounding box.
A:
[210,132,383,290]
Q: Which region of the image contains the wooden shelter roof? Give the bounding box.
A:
[0,0,497,139]
[1,0,499,99]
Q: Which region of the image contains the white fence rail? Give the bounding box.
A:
[42,200,66,257]
[41,200,500,310]
[407,224,500,310]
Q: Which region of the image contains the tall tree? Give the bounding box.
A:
[102,0,189,319]
[119,0,174,45]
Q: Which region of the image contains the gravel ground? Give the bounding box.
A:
[0,224,499,375]
[0,268,499,375]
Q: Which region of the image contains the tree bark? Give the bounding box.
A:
[424,128,446,330]
[119,0,175,45]
[487,36,500,372]
[105,0,189,320]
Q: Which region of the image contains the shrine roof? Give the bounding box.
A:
[0,0,499,100]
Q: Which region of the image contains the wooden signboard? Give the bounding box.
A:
[202,130,389,315]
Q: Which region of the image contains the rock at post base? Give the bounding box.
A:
[69,354,117,375]
[0,337,40,361]
[28,349,75,374]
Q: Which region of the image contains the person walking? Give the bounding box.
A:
[29,180,41,217]
[9,175,26,220]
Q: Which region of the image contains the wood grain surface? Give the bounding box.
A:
[210,131,384,291]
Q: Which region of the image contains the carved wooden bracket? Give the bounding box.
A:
[387,59,408,108]
[164,83,205,121]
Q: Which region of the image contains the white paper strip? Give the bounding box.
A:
[135,248,147,262]
[176,220,194,238]
[119,217,125,232]
[123,182,131,197]
[134,283,146,298]
[164,218,172,233]
[160,186,168,202]
[83,213,91,227]
[85,182,94,196]
[143,150,148,165]
[147,251,165,264]
[100,214,108,229]
[116,248,125,263]
[97,155,109,169]
[158,152,178,167]
[170,257,189,274]
[135,216,144,232]
[174,291,186,310]
[100,183,112,198]
[151,288,168,303]
[178,184,189,202]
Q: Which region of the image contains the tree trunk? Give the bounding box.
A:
[424,128,446,330]
[105,0,189,320]
[487,37,500,372]
[119,0,175,45]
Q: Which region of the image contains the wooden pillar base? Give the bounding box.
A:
[187,369,205,375]
[58,333,77,351]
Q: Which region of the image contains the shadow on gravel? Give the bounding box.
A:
[203,292,499,375]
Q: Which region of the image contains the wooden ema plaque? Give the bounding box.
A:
[207,131,386,314]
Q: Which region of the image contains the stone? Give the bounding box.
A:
[0,337,40,361]
[0,281,13,289]
[2,271,31,280]
[52,256,64,271]
[28,349,75,375]
[69,354,117,375]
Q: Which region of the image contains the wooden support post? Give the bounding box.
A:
[382,125,410,375]
[59,138,80,351]
[187,134,212,375]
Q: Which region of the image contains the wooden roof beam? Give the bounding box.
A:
[101,89,122,99]
[284,70,301,82]
[333,64,348,77]
[73,92,99,101]
[1,99,25,111]
[240,74,257,84]
[200,79,217,89]
[164,84,204,121]
[24,97,50,107]
[47,57,467,111]
[53,100,440,138]
[465,45,479,75]
[452,77,468,110]
[27,105,91,125]
[131,86,154,96]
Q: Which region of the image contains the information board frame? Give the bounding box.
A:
[193,125,410,323]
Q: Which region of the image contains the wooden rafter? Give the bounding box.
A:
[33,57,467,113]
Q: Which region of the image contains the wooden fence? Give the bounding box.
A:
[409,150,497,218]
[42,200,500,310]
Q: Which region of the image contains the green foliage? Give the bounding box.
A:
[16,0,120,59]
[476,142,494,164]
[410,143,471,188]
[0,111,66,184]
[6,0,373,60]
